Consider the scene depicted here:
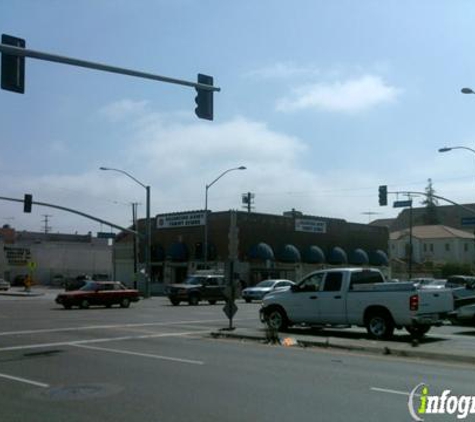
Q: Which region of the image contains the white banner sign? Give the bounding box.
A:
[295,218,327,234]
[156,212,206,229]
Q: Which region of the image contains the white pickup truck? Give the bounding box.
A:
[260,267,453,339]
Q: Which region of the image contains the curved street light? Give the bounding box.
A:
[204,166,246,266]
[100,166,151,298]
[438,146,475,155]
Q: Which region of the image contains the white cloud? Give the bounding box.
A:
[245,62,320,79]
[99,99,149,122]
[276,75,401,113]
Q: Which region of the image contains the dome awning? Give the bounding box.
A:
[328,246,348,265]
[304,245,326,264]
[349,248,369,265]
[166,242,188,262]
[277,244,301,263]
[369,249,389,266]
[151,244,165,261]
[248,242,275,261]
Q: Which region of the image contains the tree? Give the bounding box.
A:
[421,178,440,225]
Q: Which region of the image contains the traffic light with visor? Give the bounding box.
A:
[1,34,25,93]
[194,73,213,121]
[378,185,387,206]
[24,194,32,213]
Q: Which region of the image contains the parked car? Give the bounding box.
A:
[0,279,10,291]
[166,273,226,306]
[64,274,92,291]
[260,267,453,339]
[242,279,294,303]
[55,281,140,309]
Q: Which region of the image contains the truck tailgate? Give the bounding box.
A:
[417,288,453,314]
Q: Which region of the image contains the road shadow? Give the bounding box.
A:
[263,326,448,344]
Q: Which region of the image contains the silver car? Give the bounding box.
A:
[242,279,294,303]
[0,279,10,291]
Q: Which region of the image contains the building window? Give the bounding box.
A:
[445,243,450,252]
[465,243,469,252]
[429,244,434,252]
[423,244,427,252]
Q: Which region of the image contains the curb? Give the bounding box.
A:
[210,330,475,365]
[0,291,45,297]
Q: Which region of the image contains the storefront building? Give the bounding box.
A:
[114,209,389,294]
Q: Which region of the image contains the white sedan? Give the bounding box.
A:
[242,279,294,303]
[0,279,10,291]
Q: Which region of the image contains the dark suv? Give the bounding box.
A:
[166,274,226,306]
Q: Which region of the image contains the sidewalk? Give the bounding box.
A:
[0,285,62,297]
[211,325,475,365]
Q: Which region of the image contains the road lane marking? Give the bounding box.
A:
[0,318,254,337]
[73,344,204,365]
[0,372,49,388]
[0,330,211,352]
[371,387,420,397]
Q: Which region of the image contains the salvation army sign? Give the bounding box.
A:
[156,212,205,229]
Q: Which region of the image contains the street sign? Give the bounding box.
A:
[223,302,238,319]
[393,200,412,208]
[97,232,116,239]
[461,217,475,226]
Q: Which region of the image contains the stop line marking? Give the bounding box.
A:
[73,344,204,365]
[0,372,49,388]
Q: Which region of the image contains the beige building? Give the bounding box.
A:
[390,225,475,265]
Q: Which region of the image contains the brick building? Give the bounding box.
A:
[114,210,389,294]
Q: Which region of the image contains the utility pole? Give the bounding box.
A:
[242,192,255,213]
[41,214,52,234]
[131,202,139,289]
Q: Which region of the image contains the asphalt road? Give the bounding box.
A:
[0,292,475,421]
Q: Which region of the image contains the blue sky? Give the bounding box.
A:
[2,0,475,234]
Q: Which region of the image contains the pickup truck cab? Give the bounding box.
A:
[260,267,453,339]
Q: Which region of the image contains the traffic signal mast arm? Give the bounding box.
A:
[378,187,475,216]
[0,42,220,93]
[0,195,140,236]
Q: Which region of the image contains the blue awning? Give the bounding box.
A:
[248,242,275,261]
[151,244,165,261]
[349,248,369,265]
[277,244,301,263]
[166,242,188,262]
[304,245,326,264]
[369,249,389,266]
[328,246,348,265]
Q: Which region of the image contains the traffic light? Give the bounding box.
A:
[378,185,387,206]
[1,34,25,93]
[23,194,32,213]
[194,73,213,120]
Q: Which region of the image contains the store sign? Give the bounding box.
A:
[295,218,327,234]
[156,212,205,229]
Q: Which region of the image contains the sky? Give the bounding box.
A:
[2,0,475,235]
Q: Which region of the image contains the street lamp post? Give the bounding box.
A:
[204,166,246,267]
[100,167,152,298]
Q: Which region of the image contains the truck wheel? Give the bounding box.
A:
[405,325,430,338]
[245,299,252,303]
[266,308,288,332]
[208,300,217,305]
[170,299,180,306]
[189,295,200,306]
[366,312,394,340]
[79,299,90,309]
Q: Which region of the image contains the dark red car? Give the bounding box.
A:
[55,281,140,309]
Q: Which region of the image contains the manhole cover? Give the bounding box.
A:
[30,383,123,401]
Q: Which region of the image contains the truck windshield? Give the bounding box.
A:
[184,277,203,286]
